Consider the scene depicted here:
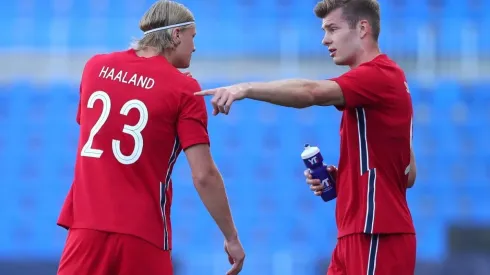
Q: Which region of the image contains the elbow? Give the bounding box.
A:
[192,166,219,187]
[292,102,313,109]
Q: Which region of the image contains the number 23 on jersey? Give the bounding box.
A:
[80,91,149,165]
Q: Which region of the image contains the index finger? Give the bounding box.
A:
[194,89,217,96]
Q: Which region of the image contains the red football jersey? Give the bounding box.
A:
[331,54,415,238]
[57,49,209,250]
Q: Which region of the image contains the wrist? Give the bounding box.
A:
[243,82,254,98]
[225,230,239,242]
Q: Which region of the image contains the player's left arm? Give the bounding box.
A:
[407,149,416,188]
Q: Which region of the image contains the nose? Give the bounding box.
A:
[322,33,332,46]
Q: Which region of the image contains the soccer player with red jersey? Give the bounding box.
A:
[195,0,416,274]
[56,1,245,275]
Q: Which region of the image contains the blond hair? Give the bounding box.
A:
[314,0,381,41]
[131,0,195,53]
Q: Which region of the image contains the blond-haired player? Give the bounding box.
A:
[57,1,245,274]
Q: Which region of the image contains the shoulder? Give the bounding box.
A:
[162,73,204,109]
[352,56,387,78]
[85,52,116,66]
[179,77,204,108]
[166,74,202,101]
[350,55,406,90]
[370,54,406,83]
[176,77,207,115]
[180,76,202,94]
[82,52,116,76]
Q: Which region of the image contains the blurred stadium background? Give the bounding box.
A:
[1,0,490,274]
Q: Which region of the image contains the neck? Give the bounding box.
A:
[135,47,160,58]
[135,47,175,66]
[349,45,381,69]
[162,49,174,64]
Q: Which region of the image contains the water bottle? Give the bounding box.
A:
[301,144,337,202]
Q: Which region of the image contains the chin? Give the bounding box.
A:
[176,59,191,69]
[173,62,188,69]
[333,56,348,66]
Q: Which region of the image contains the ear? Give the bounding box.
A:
[172,28,181,39]
[171,28,181,46]
[358,19,370,39]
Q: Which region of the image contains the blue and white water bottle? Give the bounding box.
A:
[301,144,337,202]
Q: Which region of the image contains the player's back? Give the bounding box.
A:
[58,49,206,250]
[332,54,415,237]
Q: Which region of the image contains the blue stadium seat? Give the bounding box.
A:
[0,17,15,48]
[415,218,446,260]
[441,253,490,275]
[406,0,430,21]
[480,17,490,55]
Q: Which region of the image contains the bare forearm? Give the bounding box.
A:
[245,79,317,108]
[193,172,237,241]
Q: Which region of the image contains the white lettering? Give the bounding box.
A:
[106,68,115,80]
[114,70,123,82]
[137,76,147,88]
[121,72,129,83]
[128,74,137,85]
[99,66,109,78]
[322,178,330,187]
[145,78,155,89]
[308,157,317,165]
[97,66,155,90]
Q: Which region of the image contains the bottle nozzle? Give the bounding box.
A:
[304,143,310,148]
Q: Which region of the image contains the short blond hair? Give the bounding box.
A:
[131,0,195,53]
[314,0,380,41]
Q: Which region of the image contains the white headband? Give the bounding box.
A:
[144,22,195,35]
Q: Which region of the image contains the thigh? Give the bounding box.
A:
[375,234,416,275]
[57,229,114,275]
[114,234,173,275]
[327,242,346,275]
[341,234,374,275]
[343,233,416,275]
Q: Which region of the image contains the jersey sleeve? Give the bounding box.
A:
[177,80,210,150]
[331,64,385,109]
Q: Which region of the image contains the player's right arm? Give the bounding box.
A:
[194,64,385,114]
